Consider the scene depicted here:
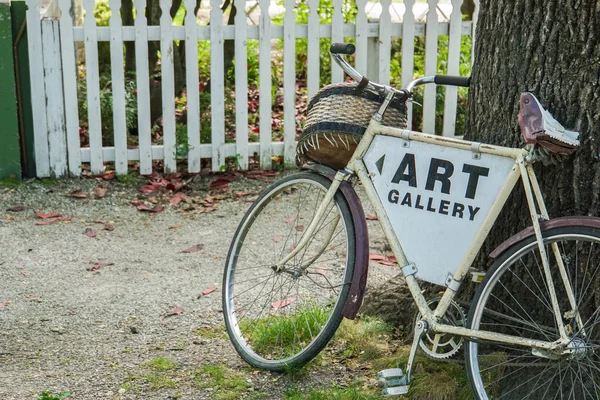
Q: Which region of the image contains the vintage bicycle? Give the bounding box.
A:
[222,43,599,399]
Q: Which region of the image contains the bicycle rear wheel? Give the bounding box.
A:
[465,226,600,399]
[223,172,356,371]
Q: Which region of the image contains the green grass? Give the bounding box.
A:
[145,372,176,389]
[36,392,71,400]
[0,177,21,187]
[194,363,251,399]
[284,385,381,399]
[145,357,177,371]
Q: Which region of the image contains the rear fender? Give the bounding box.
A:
[490,216,600,259]
[302,164,368,320]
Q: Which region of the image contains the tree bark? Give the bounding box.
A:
[465,0,600,258]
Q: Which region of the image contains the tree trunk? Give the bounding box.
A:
[465,0,600,257]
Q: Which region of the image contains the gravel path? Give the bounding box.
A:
[0,174,396,400]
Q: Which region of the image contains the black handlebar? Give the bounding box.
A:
[433,75,471,88]
[330,43,356,55]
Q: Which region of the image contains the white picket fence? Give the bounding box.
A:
[26,0,478,178]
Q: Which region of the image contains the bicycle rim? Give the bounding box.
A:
[466,227,600,399]
[223,172,355,371]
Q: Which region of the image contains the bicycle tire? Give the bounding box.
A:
[465,226,600,399]
[223,171,356,371]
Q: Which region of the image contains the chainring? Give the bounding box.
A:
[416,298,466,359]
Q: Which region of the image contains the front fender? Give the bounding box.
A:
[490,216,600,259]
[302,164,369,320]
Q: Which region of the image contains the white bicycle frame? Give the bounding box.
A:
[278,116,583,353]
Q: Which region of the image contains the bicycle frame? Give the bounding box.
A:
[279,115,582,352]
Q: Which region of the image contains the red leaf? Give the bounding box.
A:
[139,185,160,193]
[201,287,216,296]
[35,211,63,219]
[36,218,72,225]
[95,187,108,198]
[284,217,296,224]
[369,254,386,261]
[315,268,328,275]
[85,228,97,238]
[66,189,88,199]
[295,225,305,232]
[366,214,378,221]
[102,170,116,180]
[104,222,115,231]
[132,202,164,213]
[6,206,26,212]
[170,192,188,206]
[209,177,232,190]
[87,262,114,271]
[0,301,9,308]
[271,297,296,310]
[235,191,256,197]
[388,256,397,263]
[164,307,184,317]
[273,235,281,243]
[181,244,205,253]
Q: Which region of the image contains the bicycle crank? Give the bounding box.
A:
[415,297,465,359]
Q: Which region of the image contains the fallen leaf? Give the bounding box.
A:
[0,300,10,308]
[366,214,378,220]
[104,222,115,231]
[209,177,232,190]
[235,191,256,197]
[295,225,305,232]
[21,270,30,277]
[36,218,72,225]
[197,207,217,214]
[388,255,397,263]
[182,244,205,253]
[87,261,114,271]
[95,186,108,198]
[85,228,97,238]
[168,224,181,230]
[102,170,116,180]
[368,254,386,261]
[273,235,281,243]
[284,217,296,224]
[35,211,63,219]
[131,202,164,213]
[170,192,189,206]
[164,307,184,317]
[6,206,26,212]
[66,189,88,199]
[139,185,160,193]
[201,287,216,296]
[272,297,296,310]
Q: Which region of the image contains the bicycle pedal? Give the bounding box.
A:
[378,369,409,396]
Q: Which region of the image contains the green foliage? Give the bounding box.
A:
[37,392,71,400]
[145,357,177,371]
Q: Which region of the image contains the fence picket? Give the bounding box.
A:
[258,0,272,170]
[58,0,82,176]
[83,0,103,174]
[442,0,463,137]
[108,0,128,175]
[330,0,343,83]
[402,0,416,126]
[423,0,438,134]
[134,0,153,174]
[42,21,68,177]
[233,0,248,170]
[306,0,320,99]
[210,0,225,171]
[160,0,176,173]
[378,0,391,86]
[283,0,296,165]
[354,0,368,76]
[185,0,201,173]
[25,0,50,177]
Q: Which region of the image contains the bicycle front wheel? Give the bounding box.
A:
[223,172,356,371]
[466,226,600,399]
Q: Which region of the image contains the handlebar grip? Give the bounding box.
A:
[330,43,356,55]
[433,75,471,87]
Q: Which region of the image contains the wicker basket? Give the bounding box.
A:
[297,83,408,169]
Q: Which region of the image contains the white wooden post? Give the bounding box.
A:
[354,0,368,77]
[26,0,50,177]
[83,0,103,174]
[442,0,463,137]
[42,20,68,177]
[134,0,153,174]
[330,0,343,83]
[109,0,128,175]
[402,0,416,126]
[160,0,176,173]
[258,0,271,170]
[210,0,225,171]
[378,0,391,86]
[306,0,319,99]
[423,0,439,134]
[185,0,201,173]
[58,0,82,177]
[283,0,296,165]
[233,0,248,170]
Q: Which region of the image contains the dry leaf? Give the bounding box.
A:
[201,287,216,296]
[209,177,232,190]
[103,222,115,231]
[0,300,10,308]
[284,217,296,224]
[295,225,305,232]
[87,262,114,271]
[368,254,386,261]
[366,214,378,221]
[36,218,72,226]
[35,211,63,219]
[95,186,108,198]
[85,228,97,238]
[273,235,281,243]
[6,206,26,212]
[168,224,181,230]
[102,170,116,180]
[139,185,159,193]
[66,189,88,199]
[271,297,296,310]
[164,307,184,317]
[182,244,205,253]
